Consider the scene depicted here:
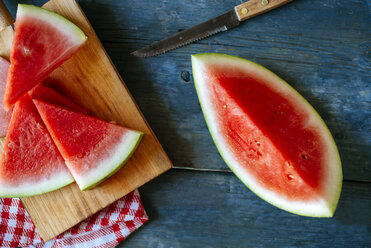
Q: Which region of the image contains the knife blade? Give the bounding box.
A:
[132,0,293,57]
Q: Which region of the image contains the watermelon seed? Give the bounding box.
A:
[286,161,293,168]
[23,47,31,56]
[286,174,294,180]
[36,123,44,131]
[223,105,227,109]
[301,154,308,160]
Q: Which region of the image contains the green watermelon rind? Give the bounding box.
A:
[77,130,144,191]
[3,4,87,111]
[0,93,75,198]
[192,53,342,217]
[18,4,87,45]
[0,170,74,198]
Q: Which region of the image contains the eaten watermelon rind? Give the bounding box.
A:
[0,171,74,198]
[192,53,342,217]
[74,130,143,191]
[17,4,87,45]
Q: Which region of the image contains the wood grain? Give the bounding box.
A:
[235,0,293,22]
[124,170,371,247]
[0,0,13,31]
[0,0,172,241]
[0,25,12,60]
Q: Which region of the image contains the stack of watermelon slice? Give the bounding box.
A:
[0,4,143,197]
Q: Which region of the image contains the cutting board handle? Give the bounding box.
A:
[235,0,293,22]
[0,0,14,31]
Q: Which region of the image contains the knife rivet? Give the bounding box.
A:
[241,8,248,15]
[262,0,269,6]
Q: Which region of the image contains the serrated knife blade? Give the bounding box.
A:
[132,0,293,58]
[131,10,239,58]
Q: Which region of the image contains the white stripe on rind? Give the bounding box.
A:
[17,4,87,45]
[0,166,74,198]
[71,130,143,191]
[192,53,342,217]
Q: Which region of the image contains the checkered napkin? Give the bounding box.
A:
[0,190,148,248]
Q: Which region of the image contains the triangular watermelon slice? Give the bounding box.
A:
[0,95,74,197]
[192,53,342,217]
[0,57,12,137]
[29,83,89,114]
[3,4,87,110]
[33,100,144,191]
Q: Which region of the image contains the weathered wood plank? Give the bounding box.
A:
[120,170,371,247]
[82,0,370,181]
[4,0,370,181]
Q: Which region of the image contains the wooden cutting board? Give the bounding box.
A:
[0,0,172,241]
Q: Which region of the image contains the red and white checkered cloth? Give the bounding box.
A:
[0,190,148,248]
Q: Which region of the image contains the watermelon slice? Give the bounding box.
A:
[0,57,11,137]
[29,83,89,114]
[0,95,74,197]
[3,4,87,110]
[191,53,342,217]
[33,100,144,191]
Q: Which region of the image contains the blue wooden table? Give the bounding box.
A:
[6,0,371,246]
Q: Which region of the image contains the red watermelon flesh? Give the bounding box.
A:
[0,57,11,137]
[192,53,342,217]
[3,4,87,110]
[33,100,143,191]
[29,83,89,114]
[0,95,74,197]
[211,69,323,199]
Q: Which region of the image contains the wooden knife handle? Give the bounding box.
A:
[0,0,14,31]
[235,0,293,22]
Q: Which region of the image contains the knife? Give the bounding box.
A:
[0,0,15,59]
[132,0,293,57]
